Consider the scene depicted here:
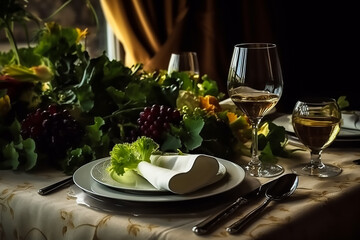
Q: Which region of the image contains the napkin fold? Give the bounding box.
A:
[137,154,225,194]
[342,111,360,130]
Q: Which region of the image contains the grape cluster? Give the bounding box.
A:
[131,104,181,142]
[20,105,84,159]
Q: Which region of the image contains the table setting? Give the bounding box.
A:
[1,6,360,238]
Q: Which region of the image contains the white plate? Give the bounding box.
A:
[73,158,245,202]
[90,158,226,194]
[272,114,360,139]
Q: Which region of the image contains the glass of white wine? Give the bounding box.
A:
[227,43,284,177]
[292,97,342,177]
[167,52,200,80]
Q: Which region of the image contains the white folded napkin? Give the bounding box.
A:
[342,111,360,130]
[137,154,226,194]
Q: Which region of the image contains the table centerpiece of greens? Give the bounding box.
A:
[0,0,290,174]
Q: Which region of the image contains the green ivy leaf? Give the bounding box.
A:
[337,96,349,110]
[74,84,94,112]
[161,132,182,152]
[259,142,277,163]
[85,116,105,145]
[63,145,95,174]
[198,75,219,97]
[106,86,127,108]
[182,117,204,150]
[1,142,19,170]
[22,138,38,171]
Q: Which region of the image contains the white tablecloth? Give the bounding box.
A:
[1,146,360,240]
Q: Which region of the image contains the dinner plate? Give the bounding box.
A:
[73,157,245,202]
[90,158,226,194]
[272,114,360,146]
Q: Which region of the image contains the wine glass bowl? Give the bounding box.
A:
[167,52,200,78]
[228,43,284,177]
[291,97,342,177]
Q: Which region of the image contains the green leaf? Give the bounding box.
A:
[1,142,19,170]
[259,142,277,163]
[85,117,105,145]
[106,86,127,108]
[22,138,38,171]
[161,132,182,152]
[182,117,204,150]
[259,121,291,161]
[125,82,147,102]
[337,96,350,110]
[198,75,219,97]
[169,72,194,92]
[63,145,95,174]
[74,84,94,112]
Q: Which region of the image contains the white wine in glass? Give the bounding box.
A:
[228,43,284,177]
[292,98,342,177]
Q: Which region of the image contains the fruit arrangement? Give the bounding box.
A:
[0,2,289,174]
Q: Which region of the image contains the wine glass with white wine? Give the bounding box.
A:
[291,97,342,177]
[227,43,284,177]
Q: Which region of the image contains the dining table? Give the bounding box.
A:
[1,116,360,240]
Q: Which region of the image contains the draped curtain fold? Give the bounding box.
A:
[100,0,274,93]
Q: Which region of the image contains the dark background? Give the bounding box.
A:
[273,1,360,113]
[216,1,360,113]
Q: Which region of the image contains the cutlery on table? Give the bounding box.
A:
[192,173,296,235]
[38,176,73,195]
[226,173,299,234]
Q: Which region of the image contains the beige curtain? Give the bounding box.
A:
[100,0,274,93]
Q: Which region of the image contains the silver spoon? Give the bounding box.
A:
[226,173,299,234]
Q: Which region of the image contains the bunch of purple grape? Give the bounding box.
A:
[130,104,181,142]
[20,105,84,159]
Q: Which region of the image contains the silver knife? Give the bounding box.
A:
[192,177,278,235]
[38,176,73,195]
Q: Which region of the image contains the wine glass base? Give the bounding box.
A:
[292,163,342,177]
[245,163,284,178]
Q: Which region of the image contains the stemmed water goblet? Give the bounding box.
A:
[227,43,284,177]
[291,97,342,177]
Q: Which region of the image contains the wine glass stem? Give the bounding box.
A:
[310,150,325,169]
[248,120,262,173]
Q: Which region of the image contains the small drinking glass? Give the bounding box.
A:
[291,97,342,177]
[167,52,200,79]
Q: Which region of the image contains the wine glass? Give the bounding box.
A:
[167,52,200,79]
[227,43,284,177]
[291,97,342,177]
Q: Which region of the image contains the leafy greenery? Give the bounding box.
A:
[337,96,350,110]
[108,136,159,175]
[0,2,290,173]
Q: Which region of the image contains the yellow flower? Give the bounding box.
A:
[76,28,88,43]
[258,122,270,136]
[0,95,11,116]
[227,111,238,123]
[199,95,221,113]
[3,64,54,83]
[30,65,54,82]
